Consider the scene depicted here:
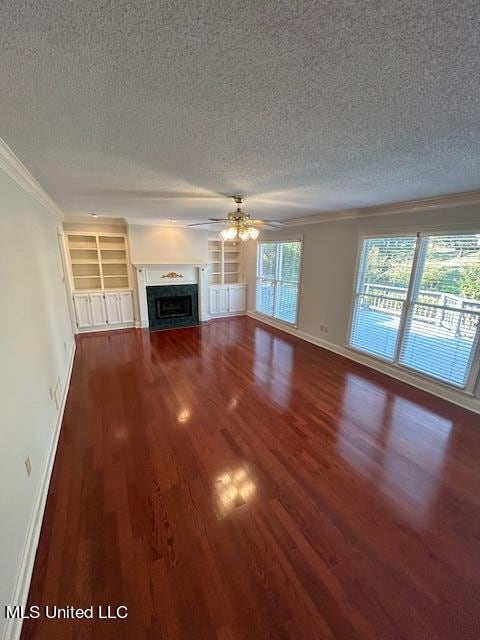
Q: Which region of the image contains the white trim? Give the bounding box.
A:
[3,342,76,640]
[76,322,135,334]
[209,311,247,319]
[282,189,480,227]
[246,311,480,415]
[0,136,62,219]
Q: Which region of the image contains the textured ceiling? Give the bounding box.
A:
[1,0,480,224]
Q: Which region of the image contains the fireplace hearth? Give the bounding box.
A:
[146,284,199,330]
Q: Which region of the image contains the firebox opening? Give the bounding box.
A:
[156,295,192,319]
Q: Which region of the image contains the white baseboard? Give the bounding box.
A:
[246,311,480,415]
[3,341,76,640]
[77,322,135,334]
[209,311,246,320]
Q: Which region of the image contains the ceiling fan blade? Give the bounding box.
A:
[187,220,224,227]
[249,219,284,227]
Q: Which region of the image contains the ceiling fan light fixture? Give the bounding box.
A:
[238,228,250,241]
[220,225,238,240]
[248,227,259,240]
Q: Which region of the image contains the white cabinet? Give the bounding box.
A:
[73,294,93,329]
[73,293,106,328]
[209,288,219,315]
[209,287,229,314]
[218,287,229,313]
[119,292,134,323]
[73,291,134,332]
[105,292,134,325]
[104,292,122,325]
[90,293,107,326]
[228,285,247,313]
[209,285,247,317]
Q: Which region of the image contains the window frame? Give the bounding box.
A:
[255,238,303,327]
[347,230,480,394]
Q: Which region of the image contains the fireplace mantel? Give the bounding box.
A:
[134,263,209,328]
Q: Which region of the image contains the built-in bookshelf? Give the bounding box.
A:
[208,238,242,284]
[67,233,130,291]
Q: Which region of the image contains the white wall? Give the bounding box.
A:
[245,202,480,412]
[0,169,74,639]
[128,225,209,265]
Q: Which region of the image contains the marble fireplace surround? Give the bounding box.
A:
[134,263,209,328]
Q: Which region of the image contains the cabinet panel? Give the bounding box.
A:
[209,288,219,315]
[73,294,92,328]
[217,288,229,313]
[89,293,107,326]
[119,292,134,323]
[104,293,122,325]
[228,286,246,312]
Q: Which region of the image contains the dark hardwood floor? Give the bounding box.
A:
[22,317,480,640]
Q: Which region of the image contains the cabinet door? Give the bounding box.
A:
[89,293,108,326]
[119,292,134,323]
[228,286,246,312]
[73,294,92,328]
[104,293,122,325]
[217,288,229,313]
[209,288,219,315]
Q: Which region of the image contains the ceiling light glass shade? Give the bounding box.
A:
[248,227,259,239]
[220,226,238,240]
[239,228,250,241]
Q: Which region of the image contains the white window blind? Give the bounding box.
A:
[350,236,417,360]
[256,241,302,324]
[349,233,480,390]
[398,235,480,387]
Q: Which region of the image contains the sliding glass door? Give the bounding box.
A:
[349,233,480,389]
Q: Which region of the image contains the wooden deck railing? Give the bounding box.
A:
[362,284,480,338]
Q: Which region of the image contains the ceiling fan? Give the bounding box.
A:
[187,196,283,241]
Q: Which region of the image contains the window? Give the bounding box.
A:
[349,233,480,390]
[256,240,302,324]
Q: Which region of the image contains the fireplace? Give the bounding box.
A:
[146,284,199,330]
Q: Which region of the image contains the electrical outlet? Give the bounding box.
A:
[25,456,32,476]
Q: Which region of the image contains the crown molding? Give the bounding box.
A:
[0,136,63,218]
[283,189,480,227]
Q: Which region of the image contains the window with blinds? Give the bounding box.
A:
[349,233,480,390]
[256,241,302,324]
[350,236,417,360]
